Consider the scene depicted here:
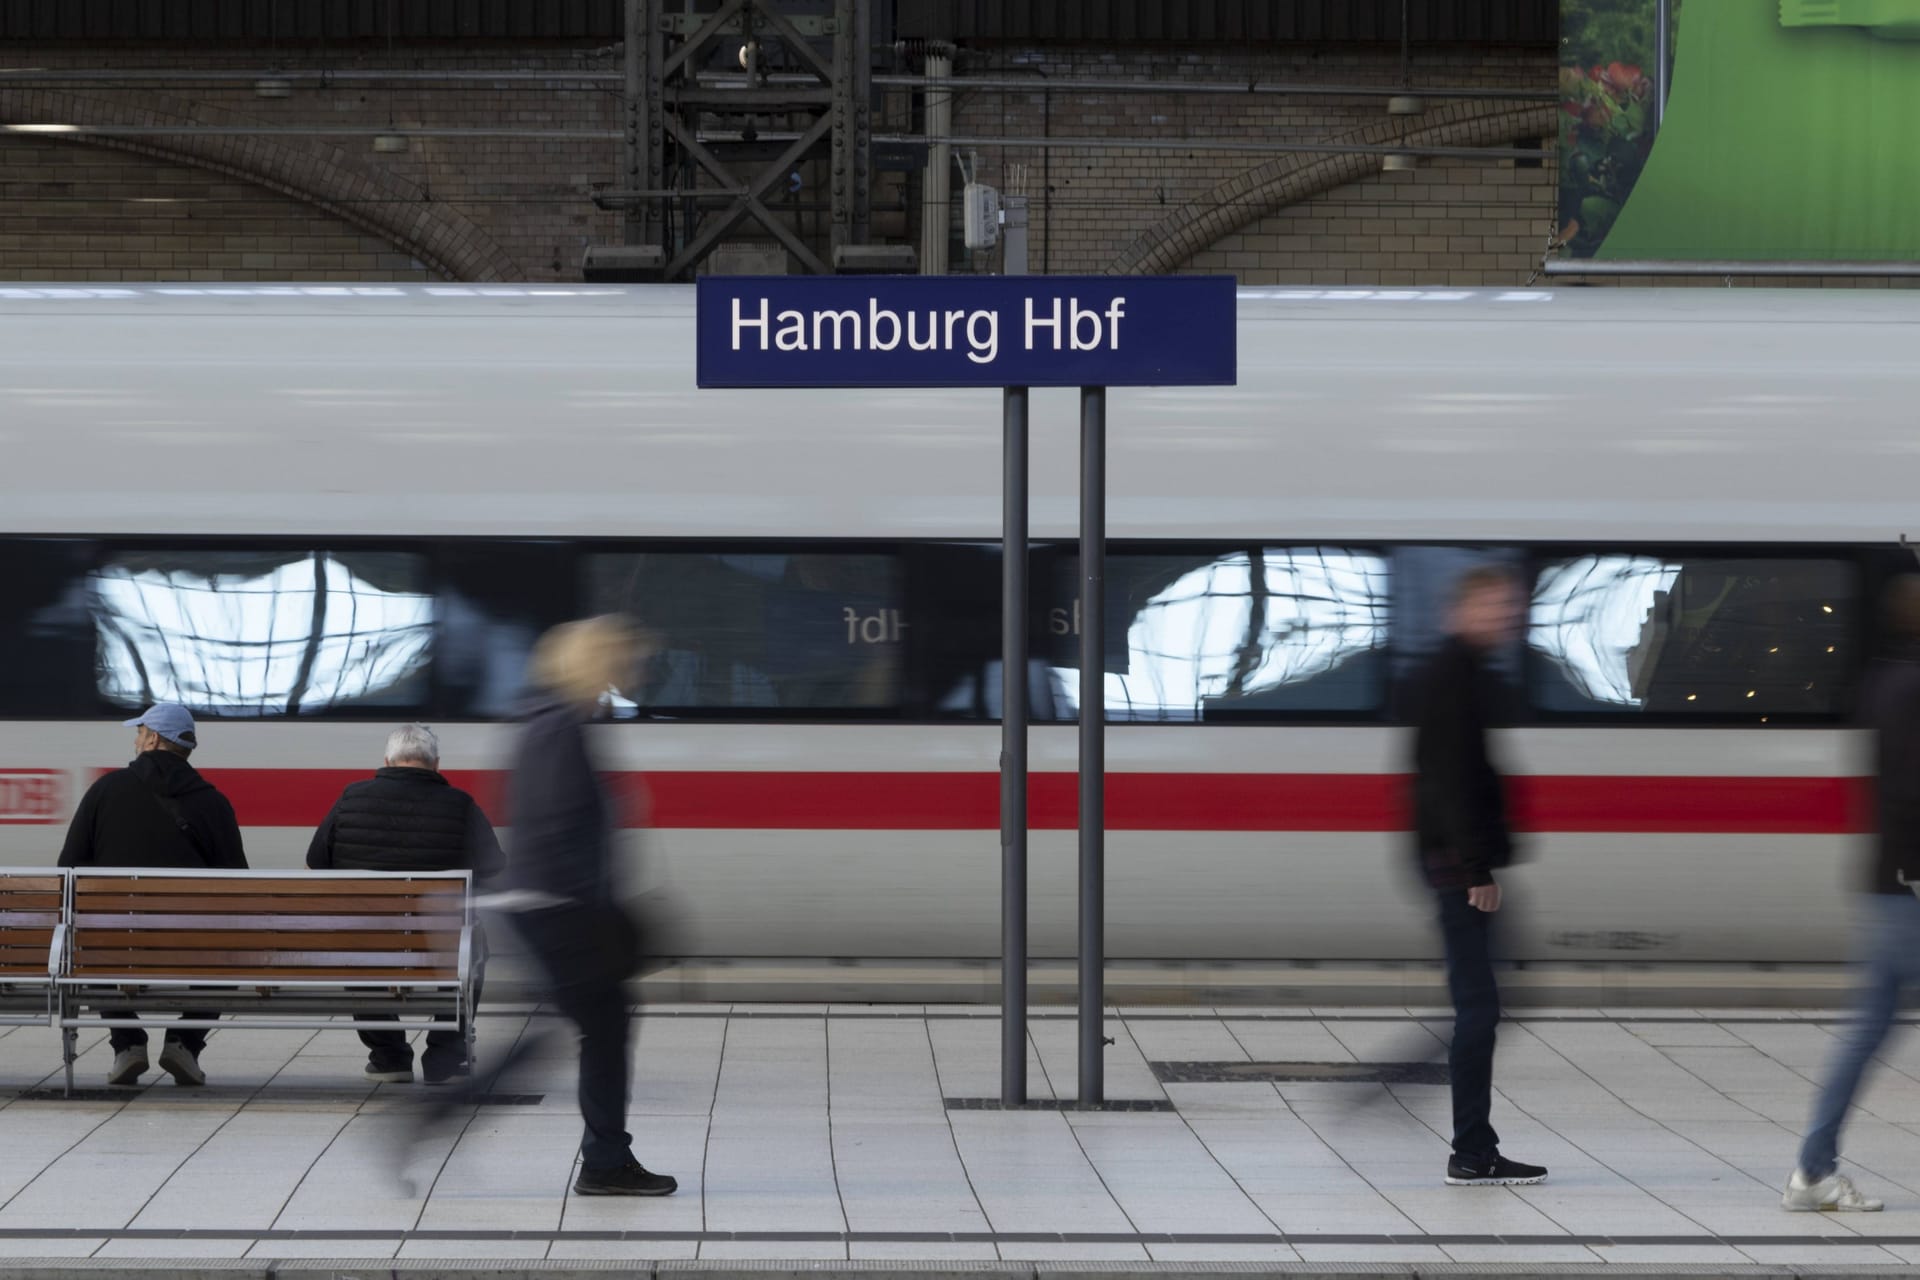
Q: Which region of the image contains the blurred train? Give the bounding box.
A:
[0,283,1912,971]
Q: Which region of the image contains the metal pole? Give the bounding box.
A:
[1654,0,1671,130]
[623,0,644,247]
[1077,385,1107,1107]
[1001,385,1030,1108]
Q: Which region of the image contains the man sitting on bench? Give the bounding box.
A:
[60,703,248,1088]
[307,723,504,1084]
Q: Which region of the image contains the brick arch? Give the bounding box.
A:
[1107,102,1557,276]
[0,87,523,282]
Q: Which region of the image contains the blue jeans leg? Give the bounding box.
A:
[1799,894,1920,1179]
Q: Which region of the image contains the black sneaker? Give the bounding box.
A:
[1446,1154,1547,1186]
[573,1160,678,1197]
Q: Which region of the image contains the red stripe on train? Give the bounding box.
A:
[190,769,1869,835]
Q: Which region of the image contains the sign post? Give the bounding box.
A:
[1001,383,1029,1106]
[698,274,1235,1107]
[1077,385,1106,1105]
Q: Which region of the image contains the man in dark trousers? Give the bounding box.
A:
[1411,565,1547,1187]
[307,723,504,1084]
[60,703,247,1088]
[1781,577,1920,1213]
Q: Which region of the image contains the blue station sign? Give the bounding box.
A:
[696,275,1236,389]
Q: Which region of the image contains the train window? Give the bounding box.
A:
[588,549,907,714]
[437,541,578,719]
[1528,554,1856,716]
[1036,545,1389,721]
[0,538,98,717]
[89,549,433,717]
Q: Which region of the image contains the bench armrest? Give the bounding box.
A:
[457,924,475,988]
[47,923,67,980]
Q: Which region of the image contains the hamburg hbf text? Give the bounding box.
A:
[728,295,1127,365]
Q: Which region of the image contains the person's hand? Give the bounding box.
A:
[1468,882,1502,913]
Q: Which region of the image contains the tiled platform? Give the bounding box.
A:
[1,1003,1919,1275]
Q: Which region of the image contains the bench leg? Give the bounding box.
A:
[62,1026,75,1097]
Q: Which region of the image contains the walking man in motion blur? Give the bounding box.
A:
[1412,566,1547,1188]
[1781,577,1920,1213]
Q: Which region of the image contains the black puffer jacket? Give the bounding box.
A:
[306,767,505,880]
[59,750,248,869]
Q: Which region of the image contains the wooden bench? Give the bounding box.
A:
[59,870,474,1093]
[0,870,64,1028]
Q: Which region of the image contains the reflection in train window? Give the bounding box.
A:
[1044,547,1389,721]
[1529,554,1855,715]
[589,551,905,714]
[91,551,433,716]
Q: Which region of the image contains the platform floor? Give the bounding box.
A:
[2,1003,1920,1272]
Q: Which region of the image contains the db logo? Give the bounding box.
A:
[0,770,62,825]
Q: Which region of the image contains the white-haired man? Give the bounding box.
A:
[307,723,504,1084]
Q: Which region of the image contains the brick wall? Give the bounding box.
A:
[0,38,1911,287]
[929,44,1552,278]
[1184,155,1554,287]
[0,134,432,281]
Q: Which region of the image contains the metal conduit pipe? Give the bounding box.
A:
[874,76,1555,101]
[919,49,952,276]
[0,68,1555,100]
[879,133,1550,161]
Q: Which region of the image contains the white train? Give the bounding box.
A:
[0,283,1910,971]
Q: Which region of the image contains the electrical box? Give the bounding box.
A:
[963,183,1001,250]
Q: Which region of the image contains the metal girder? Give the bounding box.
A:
[664,0,747,80]
[663,114,834,278]
[660,11,835,36]
[617,0,870,280]
[831,0,871,252]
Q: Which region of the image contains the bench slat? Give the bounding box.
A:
[0,911,59,928]
[74,895,461,916]
[0,876,63,892]
[78,878,463,897]
[73,912,466,932]
[77,948,453,968]
[79,931,457,952]
[67,967,458,981]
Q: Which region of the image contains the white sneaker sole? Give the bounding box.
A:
[157,1050,205,1087]
[1782,1196,1882,1212]
[1446,1173,1548,1187]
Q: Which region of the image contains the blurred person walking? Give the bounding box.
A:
[1412,566,1547,1187]
[59,703,247,1088]
[307,723,505,1084]
[1782,577,1920,1213]
[506,616,676,1197]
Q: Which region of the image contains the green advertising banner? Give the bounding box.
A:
[1560,0,1920,262]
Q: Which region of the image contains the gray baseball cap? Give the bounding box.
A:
[123,704,198,749]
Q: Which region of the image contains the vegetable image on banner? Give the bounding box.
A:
[1559,0,1920,262]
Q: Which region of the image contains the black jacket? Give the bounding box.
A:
[1863,656,1920,895]
[59,750,248,869]
[306,766,505,880]
[1410,636,1514,890]
[507,694,613,903]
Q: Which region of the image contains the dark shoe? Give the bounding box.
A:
[422,1059,471,1086]
[365,1061,414,1084]
[157,1041,205,1087]
[573,1160,678,1197]
[1446,1154,1547,1186]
